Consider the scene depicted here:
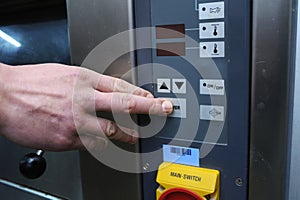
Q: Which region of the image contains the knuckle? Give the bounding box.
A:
[121,95,137,113]
[77,68,91,81]
[83,137,107,151]
[132,89,143,96]
[54,133,75,150]
[73,90,94,104]
[114,78,124,90]
[63,68,81,83]
[83,139,97,150]
[51,118,78,150]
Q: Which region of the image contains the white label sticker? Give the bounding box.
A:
[200,105,225,121]
[163,145,200,167]
[200,79,225,95]
[199,2,225,20]
[199,22,225,39]
[200,42,225,58]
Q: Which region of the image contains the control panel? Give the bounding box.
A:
[135,0,250,199]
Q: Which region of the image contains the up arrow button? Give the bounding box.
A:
[157,79,171,93]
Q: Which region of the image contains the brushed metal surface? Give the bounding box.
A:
[288,1,300,198]
[67,0,142,200]
[250,0,293,199]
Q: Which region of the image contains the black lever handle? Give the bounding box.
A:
[19,150,46,179]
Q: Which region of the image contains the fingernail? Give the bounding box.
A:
[162,100,173,114]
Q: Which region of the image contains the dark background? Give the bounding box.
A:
[0,0,66,25]
[0,0,70,65]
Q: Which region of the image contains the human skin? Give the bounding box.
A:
[0,63,173,151]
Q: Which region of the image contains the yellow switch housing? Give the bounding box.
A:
[156,162,220,200]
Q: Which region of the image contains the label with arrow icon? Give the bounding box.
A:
[200,105,224,121]
[157,79,171,93]
[172,79,186,94]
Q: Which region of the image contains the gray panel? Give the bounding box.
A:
[250,0,293,199]
[289,0,300,198]
[136,0,251,199]
[67,0,142,200]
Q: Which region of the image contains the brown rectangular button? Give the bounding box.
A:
[156,24,185,39]
[156,42,186,56]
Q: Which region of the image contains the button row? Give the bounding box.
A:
[198,1,225,58]
[157,79,224,95]
[157,79,186,94]
[167,98,225,121]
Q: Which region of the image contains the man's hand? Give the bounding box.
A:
[0,63,173,151]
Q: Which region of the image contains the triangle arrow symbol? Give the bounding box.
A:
[175,82,184,89]
[160,82,169,90]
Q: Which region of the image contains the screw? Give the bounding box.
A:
[235,178,243,187]
[143,163,150,171]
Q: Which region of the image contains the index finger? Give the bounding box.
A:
[95,92,174,115]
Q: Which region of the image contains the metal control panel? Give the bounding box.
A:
[135,0,250,199]
[67,0,296,199]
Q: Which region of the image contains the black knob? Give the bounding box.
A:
[19,150,46,179]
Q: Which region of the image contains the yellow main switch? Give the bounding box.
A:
[156,162,220,200]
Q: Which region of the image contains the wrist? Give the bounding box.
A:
[0,63,11,134]
[0,63,6,90]
[0,62,9,89]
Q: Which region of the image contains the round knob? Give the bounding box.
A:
[159,188,205,200]
[19,150,46,179]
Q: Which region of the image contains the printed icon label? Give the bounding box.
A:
[199,22,225,39]
[200,79,225,95]
[200,105,224,121]
[199,2,225,20]
[172,79,187,94]
[200,42,225,58]
[157,79,171,93]
[168,98,187,118]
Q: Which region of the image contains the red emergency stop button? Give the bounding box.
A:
[159,188,205,200]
